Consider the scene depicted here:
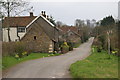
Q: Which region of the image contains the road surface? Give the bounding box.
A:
[3,37,94,78]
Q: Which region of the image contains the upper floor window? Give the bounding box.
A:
[17,27,26,33]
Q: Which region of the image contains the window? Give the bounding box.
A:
[34,36,37,40]
[17,27,25,32]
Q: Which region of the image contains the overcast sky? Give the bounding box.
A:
[26,1,119,25]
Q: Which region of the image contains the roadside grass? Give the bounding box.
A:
[2,53,61,70]
[70,47,119,78]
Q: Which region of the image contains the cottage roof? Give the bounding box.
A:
[2,16,37,27]
[59,26,78,33]
[59,26,81,37]
[26,14,54,29]
[67,30,80,37]
[22,14,59,42]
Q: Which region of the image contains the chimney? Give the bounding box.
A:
[41,11,44,15]
[30,12,33,17]
[47,15,49,20]
[42,11,46,18]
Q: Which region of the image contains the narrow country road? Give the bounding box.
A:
[3,37,94,78]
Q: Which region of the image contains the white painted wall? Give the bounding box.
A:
[3,28,9,42]
[18,33,26,39]
[2,27,26,42]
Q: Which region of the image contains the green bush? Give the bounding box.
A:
[98,34,107,49]
[61,42,69,53]
[2,42,16,56]
[3,42,29,57]
[97,46,102,52]
[67,42,73,51]
[14,42,26,58]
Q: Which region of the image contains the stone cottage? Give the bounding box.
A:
[59,26,81,43]
[21,12,59,53]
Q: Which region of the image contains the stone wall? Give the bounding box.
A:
[61,31,81,43]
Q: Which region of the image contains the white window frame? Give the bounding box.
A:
[17,27,26,33]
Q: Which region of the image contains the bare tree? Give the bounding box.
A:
[49,15,56,25]
[86,19,91,27]
[0,0,33,42]
[75,19,85,27]
[56,21,63,27]
[0,0,33,16]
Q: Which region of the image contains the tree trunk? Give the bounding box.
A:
[8,27,11,42]
[107,31,110,54]
[7,2,11,42]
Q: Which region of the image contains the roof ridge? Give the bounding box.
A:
[5,16,37,18]
[26,14,55,29]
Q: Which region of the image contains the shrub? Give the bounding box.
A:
[14,42,26,58]
[97,46,102,52]
[67,42,73,51]
[2,42,17,56]
[22,51,28,56]
[61,42,69,53]
[15,54,19,59]
[98,34,106,49]
[2,41,28,57]
[111,48,119,56]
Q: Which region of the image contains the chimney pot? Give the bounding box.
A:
[43,11,46,14]
[30,12,33,17]
[41,11,44,15]
[47,15,49,20]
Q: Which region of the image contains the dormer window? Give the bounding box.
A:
[17,27,25,32]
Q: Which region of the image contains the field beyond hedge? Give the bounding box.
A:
[70,48,119,78]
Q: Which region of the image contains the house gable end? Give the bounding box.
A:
[21,22,52,52]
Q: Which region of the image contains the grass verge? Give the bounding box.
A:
[2,53,61,70]
[70,47,119,78]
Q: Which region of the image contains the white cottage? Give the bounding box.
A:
[2,12,36,42]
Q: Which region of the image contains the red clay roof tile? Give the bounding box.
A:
[2,16,37,27]
[59,26,78,33]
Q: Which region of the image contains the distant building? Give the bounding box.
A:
[59,26,81,43]
[90,19,96,27]
[118,1,120,20]
[75,19,85,27]
[86,19,91,27]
